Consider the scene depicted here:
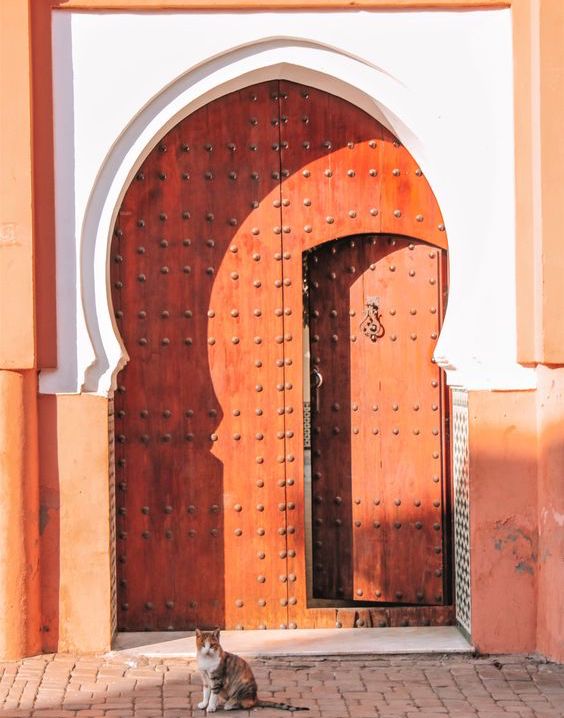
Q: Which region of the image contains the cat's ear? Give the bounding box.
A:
[213,627,220,640]
[195,628,201,638]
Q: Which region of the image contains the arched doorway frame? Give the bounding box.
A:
[41,39,464,396]
[79,45,465,633]
[39,29,525,639]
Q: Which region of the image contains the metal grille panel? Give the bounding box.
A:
[303,401,312,450]
[108,397,118,636]
[452,388,471,635]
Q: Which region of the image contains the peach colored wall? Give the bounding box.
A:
[514,0,564,364]
[538,1,564,363]
[31,1,58,369]
[536,367,564,662]
[512,0,564,661]
[468,390,539,654]
[38,394,113,654]
[0,0,42,663]
[0,371,41,660]
[0,0,35,369]
[512,0,539,362]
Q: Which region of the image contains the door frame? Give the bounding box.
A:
[299,234,454,627]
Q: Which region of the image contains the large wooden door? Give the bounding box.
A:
[111,80,450,631]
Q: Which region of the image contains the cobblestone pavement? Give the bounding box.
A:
[0,653,562,718]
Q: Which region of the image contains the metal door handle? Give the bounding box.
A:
[311,368,323,412]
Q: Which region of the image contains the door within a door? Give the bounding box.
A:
[305,235,449,606]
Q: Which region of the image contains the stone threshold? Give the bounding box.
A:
[111,626,473,657]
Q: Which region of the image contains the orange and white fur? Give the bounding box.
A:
[195,628,308,713]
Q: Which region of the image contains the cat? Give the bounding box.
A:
[195,628,309,713]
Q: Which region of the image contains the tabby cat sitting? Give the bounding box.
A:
[195,628,309,713]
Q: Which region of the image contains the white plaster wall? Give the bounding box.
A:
[40,8,536,395]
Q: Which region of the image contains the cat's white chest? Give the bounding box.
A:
[197,653,221,673]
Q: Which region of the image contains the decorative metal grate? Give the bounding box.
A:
[108,398,118,636]
[303,401,312,449]
[452,388,471,636]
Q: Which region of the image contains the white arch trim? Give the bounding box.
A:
[40,9,536,395]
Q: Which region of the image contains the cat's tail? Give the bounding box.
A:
[256,699,309,712]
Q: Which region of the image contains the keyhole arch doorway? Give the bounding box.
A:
[110,80,451,631]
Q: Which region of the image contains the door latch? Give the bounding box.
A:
[311,367,323,412]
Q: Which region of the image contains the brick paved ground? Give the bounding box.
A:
[0,653,562,718]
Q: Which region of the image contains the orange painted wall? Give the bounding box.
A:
[0,0,35,369]
[536,367,564,662]
[0,370,41,659]
[0,0,42,663]
[538,1,564,363]
[512,0,539,362]
[38,394,113,654]
[514,0,564,364]
[31,1,58,368]
[468,390,538,655]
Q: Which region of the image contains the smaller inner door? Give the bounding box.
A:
[304,233,449,606]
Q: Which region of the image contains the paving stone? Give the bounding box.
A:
[0,653,563,717]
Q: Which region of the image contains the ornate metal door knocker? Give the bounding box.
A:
[360,296,385,342]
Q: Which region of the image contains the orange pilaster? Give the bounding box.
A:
[0,0,41,661]
[0,370,41,660]
[468,390,538,655]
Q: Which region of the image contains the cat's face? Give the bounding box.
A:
[195,628,221,657]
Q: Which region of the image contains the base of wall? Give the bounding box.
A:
[536,367,564,663]
[38,393,112,654]
[468,389,538,656]
[23,380,563,661]
[0,370,41,661]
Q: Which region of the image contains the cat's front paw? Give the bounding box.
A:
[197,701,209,710]
[206,706,217,713]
